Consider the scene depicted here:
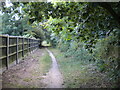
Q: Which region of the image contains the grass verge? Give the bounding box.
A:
[49,48,113,88]
[39,49,52,75]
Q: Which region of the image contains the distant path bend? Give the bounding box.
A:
[43,48,64,88]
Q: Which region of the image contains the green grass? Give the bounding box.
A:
[49,48,110,88]
[23,78,32,82]
[39,50,52,74]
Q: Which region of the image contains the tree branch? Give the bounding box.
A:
[99,2,120,26]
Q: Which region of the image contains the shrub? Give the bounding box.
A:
[93,30,120,86]
[58,41,70,52]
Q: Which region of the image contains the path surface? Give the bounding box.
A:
[42,48,64,88]
[2,48,64,88]
[2,49,47,88]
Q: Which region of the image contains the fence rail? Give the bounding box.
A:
[0,35,40,71]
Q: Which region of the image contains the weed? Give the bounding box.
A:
[23,78,32,82]
[50,48,115,88]
[39,50,52,74]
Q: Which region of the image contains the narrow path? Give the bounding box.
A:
[43,48,64,88]
[2,49,47,88]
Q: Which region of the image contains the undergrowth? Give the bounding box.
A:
[50,48,113,88]
[49,31,120,88]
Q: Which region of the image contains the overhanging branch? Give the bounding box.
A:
[99,2,120,26]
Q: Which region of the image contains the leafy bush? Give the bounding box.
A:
[73,47,93,63]
[93,30,120,86]
[58,41,70,52]
[63,40,78,57]
[58,40,94,64]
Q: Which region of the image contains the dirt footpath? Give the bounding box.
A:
[42,48,64,88]
[3,49,47,88]
[2,48,64,88]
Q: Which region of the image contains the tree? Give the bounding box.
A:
[1,2,34,36]
[20,2,120,47]
[2,2,120,47]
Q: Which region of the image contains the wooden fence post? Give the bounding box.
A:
[30,39,31,53]
[32,39,34,52]
[27,38,29,54]
[22,37,24,59]
[29,39,30,53]
[6,35,9,69]
[0,35,40,71]
[29,38,30,53]
[38,40,39,48]
[16,37,18,64]
[31,39,32,53]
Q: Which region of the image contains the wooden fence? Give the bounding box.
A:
[0,35,40,71]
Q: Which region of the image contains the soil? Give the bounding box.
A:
[2,48,64,88]
[42,48,64,88]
